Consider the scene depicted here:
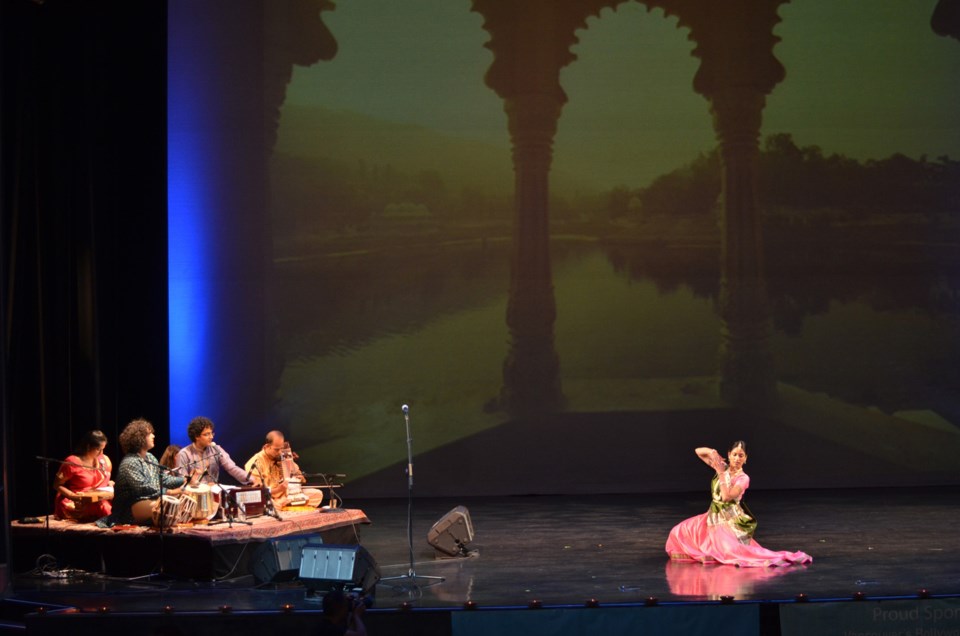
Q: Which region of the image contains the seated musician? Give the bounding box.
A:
[54,430,114,522]
[96,419,201,527]
[158,444,180,470]
[174,416,252,486]
[244,430,323,508]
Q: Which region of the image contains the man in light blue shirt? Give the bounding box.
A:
[174,416,251,486]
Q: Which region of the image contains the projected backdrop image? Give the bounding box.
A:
[170,0,960,497]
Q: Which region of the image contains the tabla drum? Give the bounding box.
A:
[175,493,198,524]
[184,484,219,521]
[151,495,182,528]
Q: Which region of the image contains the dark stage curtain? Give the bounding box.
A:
[1,0,169,540]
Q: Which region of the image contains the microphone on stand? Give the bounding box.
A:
[207,442,223,477]
[169,454,192,473]
[253,464,282,520]
[401,404,413,482]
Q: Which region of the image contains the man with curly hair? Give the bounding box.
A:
[174,416,251,486]
[96,419,197,527]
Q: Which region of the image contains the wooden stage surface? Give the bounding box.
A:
[4,488,960,635]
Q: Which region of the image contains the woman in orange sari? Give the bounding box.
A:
[53,430,114,522]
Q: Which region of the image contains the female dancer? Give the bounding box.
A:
[53,430,113,522]
[665,441,812,567]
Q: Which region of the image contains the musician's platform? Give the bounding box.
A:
[9,507,370,580]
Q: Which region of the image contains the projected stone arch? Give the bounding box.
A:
[472,0,787,413]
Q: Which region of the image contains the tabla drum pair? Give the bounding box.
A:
[151,494,198,527]
[183,484,220,521]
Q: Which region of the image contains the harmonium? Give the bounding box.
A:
[222,485,270,518]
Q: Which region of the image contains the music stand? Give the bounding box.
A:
[380,405,444,593]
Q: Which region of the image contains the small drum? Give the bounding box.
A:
[184,484,219,521]
[151,495,182,528]
[175,493,198,524]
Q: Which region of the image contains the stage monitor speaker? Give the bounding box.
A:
[251,533,322,584]
[298,544,380,594]
[427,505,474,557]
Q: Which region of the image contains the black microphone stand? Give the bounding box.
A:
[320,473,342,510]
[300,472,345,509]
[253,465,283,522]
[132,453,178,580]
[207,447,251,527]
[34,455,79,570]
[155,458,174,576]
[381,405,444,593]
[34,455,113,568]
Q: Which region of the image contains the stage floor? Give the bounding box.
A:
[7,487,960,612]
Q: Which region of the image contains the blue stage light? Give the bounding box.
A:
[167,3,214,447]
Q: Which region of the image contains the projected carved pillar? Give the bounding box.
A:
[710,89,778,408]
[263,1,338,411]
[473,0,603,414]
[932,0,960,41]
[689,1,787,409]
[499,92,564,415]
[264,0,338,151]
